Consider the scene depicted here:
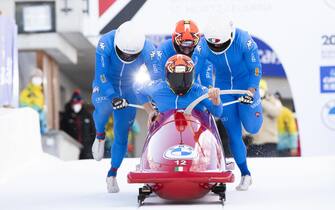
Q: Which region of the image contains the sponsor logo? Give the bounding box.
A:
[251,98,262,109]
[100,74,107,83]
[209,38,221,44]
[124,48,137,53]
[321,100,335,130]
[100,55,105,68]
[99,42,105,50]
[92,86,99,93]
[163,145,197,160]
[320,66,335,93]
[156,50,163,59]
[150,51,155,60]
[196,45,202,53]
[206,65,212,78]
[321,34,335,61]
[95,96,107,103]
[255,67,260,76]
[251,53,257,62]
[247,39,253,49]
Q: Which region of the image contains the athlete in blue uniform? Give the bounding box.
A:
[195,19,263,191]
[112,54,223,127]
[156,20,213,87]
[91,21,159,193]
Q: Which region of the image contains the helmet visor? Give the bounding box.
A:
[166,70,194,96]
[115,45,141,63]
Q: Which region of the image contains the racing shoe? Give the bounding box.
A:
[92,138,105,161]
[106,176,120,193]
[236,175,252,191]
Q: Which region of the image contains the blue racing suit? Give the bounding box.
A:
[91,30,159,177]
[194,28,263,176]
[136,80,223,118]
[156,38,214,87]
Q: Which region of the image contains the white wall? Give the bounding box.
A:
[18,51,37,91]
[0,0,13,17]
[0,108,42,184]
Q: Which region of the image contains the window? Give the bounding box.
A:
[16,1,56,33]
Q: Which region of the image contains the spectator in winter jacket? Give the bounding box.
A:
[60,90,95,159]
[275,92,298,157]
[19,69,47,134]
[248,79,282,157]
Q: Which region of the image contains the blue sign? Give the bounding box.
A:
[146,34,286,78]
[253,36,286,77]
[320,66,335,93]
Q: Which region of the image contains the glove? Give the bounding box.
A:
[239,95,254,104]
[147,110,159,128]
[112,98,128,110]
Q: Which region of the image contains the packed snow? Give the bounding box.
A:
[0,155,334,210]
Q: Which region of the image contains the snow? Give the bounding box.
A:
[0,156,334,210]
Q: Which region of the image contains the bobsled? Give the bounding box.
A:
[128,90,248,206]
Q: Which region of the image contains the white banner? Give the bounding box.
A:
[0,16,19,107]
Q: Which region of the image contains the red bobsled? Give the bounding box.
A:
[128,109,235,205]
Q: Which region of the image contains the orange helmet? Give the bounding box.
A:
[165,54,195,96]
[172,20,200,49]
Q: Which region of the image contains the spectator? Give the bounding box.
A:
[60,90,95,159]
[19,69,47,134]
[275,92,298,157]
[248,79,282,157]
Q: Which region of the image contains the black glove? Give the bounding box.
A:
[112,98,128,110]
[239,95,254,104]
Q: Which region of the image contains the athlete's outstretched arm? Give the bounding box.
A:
[198,86,223,117]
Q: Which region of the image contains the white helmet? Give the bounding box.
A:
[204,19,235,54]
[114,21,145,63]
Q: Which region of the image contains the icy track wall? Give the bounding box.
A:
[120,0,335,156]
[0,108,42,183]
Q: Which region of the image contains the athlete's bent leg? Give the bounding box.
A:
[239,90,263,134]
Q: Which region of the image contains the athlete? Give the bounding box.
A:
[194,19,263,191]
[91,21,159,193]
[113,54,223,126]
[156,20,213,87]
